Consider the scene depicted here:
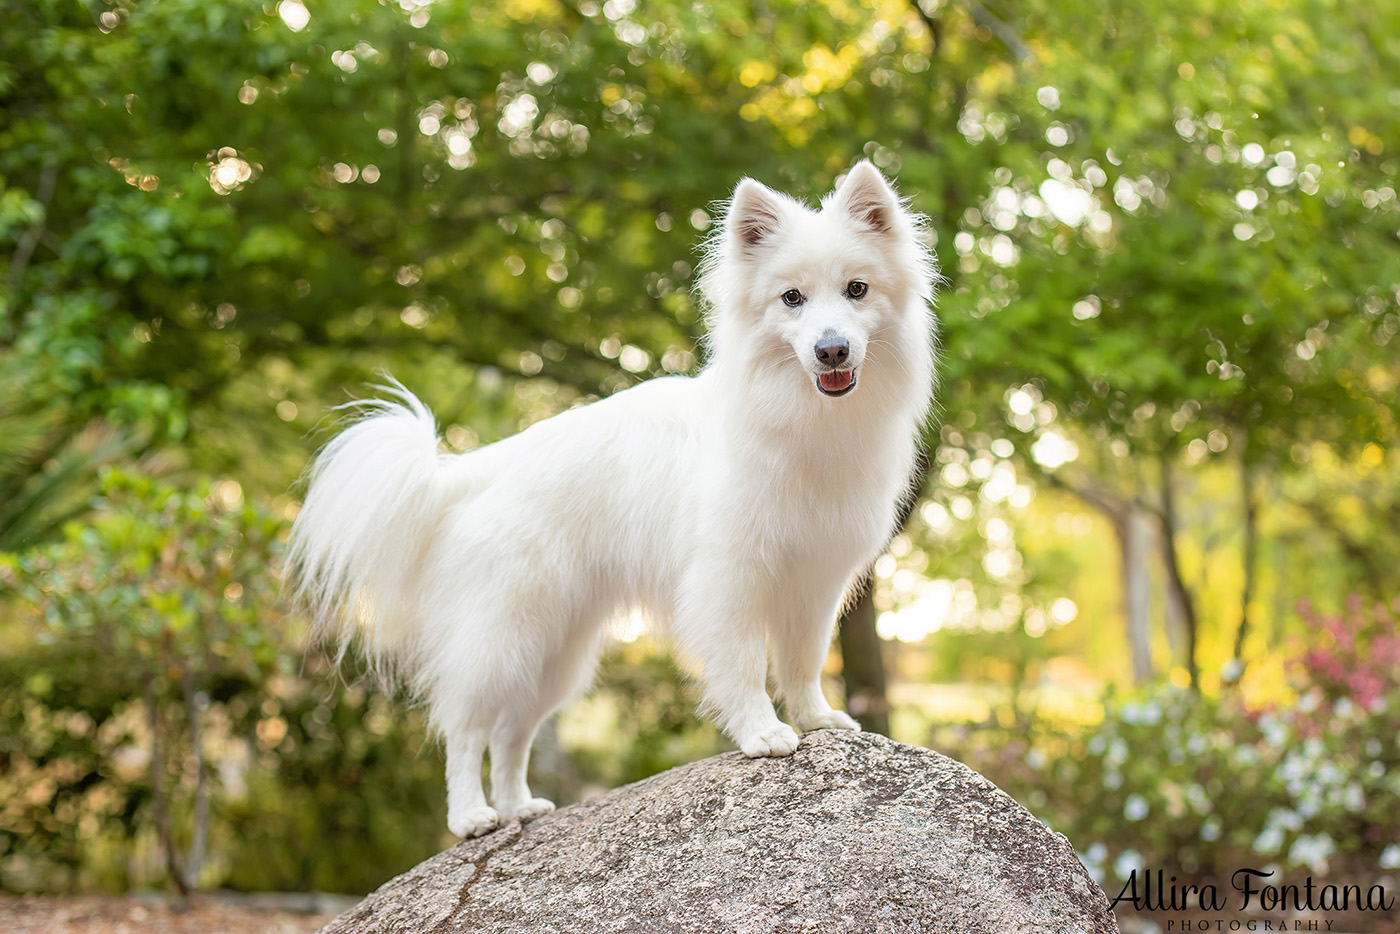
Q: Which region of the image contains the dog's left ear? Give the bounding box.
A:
[831,160,898,234]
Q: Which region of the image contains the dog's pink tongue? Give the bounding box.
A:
[820,371,853,392]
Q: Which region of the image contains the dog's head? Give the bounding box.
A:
[699,161,937,401]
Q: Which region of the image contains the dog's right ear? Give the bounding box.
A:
[727,178,787,250]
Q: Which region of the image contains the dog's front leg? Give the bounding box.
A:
[771,590,862,733]
[676,569,799,758]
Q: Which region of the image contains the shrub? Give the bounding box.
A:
[0,470,451,893]
[942,599,1400,892]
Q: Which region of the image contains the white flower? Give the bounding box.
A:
[1077,843,1108,884]
[1316,761,1345,787]
[1233,745,1260,767]
[1280,754,1308,785]
[1114,849,1141,883]
[1288,833,1335,872]
[1255,826,1285,855]
[1259,714,1289,749]
[1267,807,1303,831]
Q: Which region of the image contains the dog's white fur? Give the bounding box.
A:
[288,162,938,837]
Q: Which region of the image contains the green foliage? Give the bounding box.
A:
[939,0,1400,453]
[945,604,1400,890]
[213,684,447,894]
[11,469,284,678]
[0,634,448,894]
[0,639,139,892]
[0,471,449,892]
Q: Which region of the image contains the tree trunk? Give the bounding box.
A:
[1046,471,1153,684]
[530,716,582,805]
[1271,538,1288,645]
[181,665,209,892]
[838,575,889,735]
[838,456,928,736]
[144,673,188,896]
[1121,508,1154,684]
[1232,458,1259,667]
[1158,454,1199,689]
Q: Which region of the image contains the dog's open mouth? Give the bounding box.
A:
[817,370,856,397]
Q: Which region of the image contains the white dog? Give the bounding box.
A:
[289,161,938,837]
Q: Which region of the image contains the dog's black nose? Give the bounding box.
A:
[815,336,850,368]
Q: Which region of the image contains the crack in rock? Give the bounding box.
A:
[430,821,525,934]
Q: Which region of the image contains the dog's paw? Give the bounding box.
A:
[447,805,500,838]
[502,797,555,820]
[738,724,800,758]
[797,710,862,732]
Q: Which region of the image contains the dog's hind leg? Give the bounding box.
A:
[771,588,861,733]
[432,619,508,837]
[444,725,497,838]
[488,704,555,820]
[487,618,603,819]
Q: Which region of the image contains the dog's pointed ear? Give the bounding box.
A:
[727,178,788,249]
[832,160,898,234]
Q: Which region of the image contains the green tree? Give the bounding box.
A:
[930,0,1400,684]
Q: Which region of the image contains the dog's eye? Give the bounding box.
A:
[846,280,868,299]
[781,289,804,307]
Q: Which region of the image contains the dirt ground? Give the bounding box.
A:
[0,895,342,934]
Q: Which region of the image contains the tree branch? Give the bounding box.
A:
[1158,454,1200,689]
[6,160,58,300]
[964,0,1031,62]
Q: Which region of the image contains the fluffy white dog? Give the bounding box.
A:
[289,161,938,838]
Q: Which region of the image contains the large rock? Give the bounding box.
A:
[321,731,1116,933]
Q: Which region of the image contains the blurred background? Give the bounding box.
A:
[2,0,1398,925]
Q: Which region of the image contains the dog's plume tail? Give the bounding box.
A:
[287,381,444,686]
